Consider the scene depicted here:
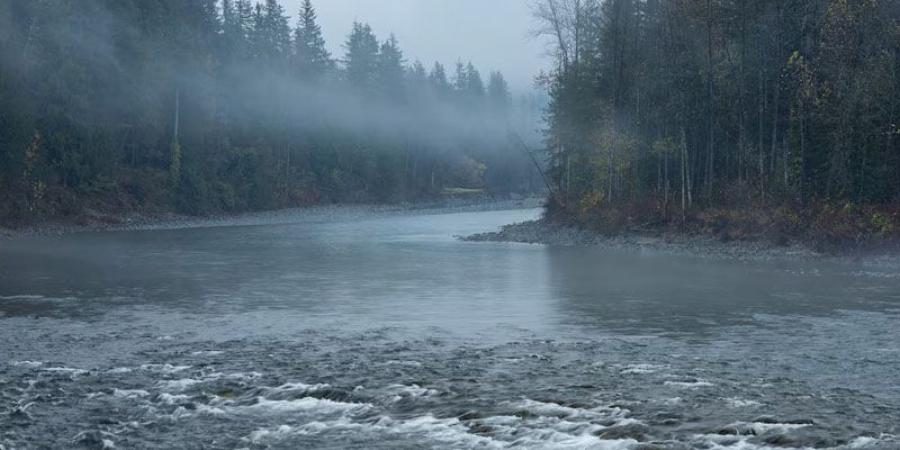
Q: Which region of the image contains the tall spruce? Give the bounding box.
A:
[294,0,331,80]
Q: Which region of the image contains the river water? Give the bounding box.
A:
[1,207,899,449]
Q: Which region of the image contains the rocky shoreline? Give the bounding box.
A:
[463,219,837,261]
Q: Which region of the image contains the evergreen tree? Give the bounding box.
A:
[487,71,511,112]
[409,60,428,84]
[532,0,900,228]
[294,0,331,80]
[251,0,292,65]
[344,22,380,90]
[465,63,485,98]
[429,62,452,97]
[0,0,560,220]
[377,34,406,99]
[408,60,429,97]
[453,61,468,92]
[221,0,248,60]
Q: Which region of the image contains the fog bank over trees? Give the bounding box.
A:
[0,0,545,221]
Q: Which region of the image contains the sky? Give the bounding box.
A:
[282,0,550,93]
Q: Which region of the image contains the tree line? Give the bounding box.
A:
[535,0,899,233]
[0,0,542,220]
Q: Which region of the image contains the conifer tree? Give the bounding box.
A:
[251,0,291,64]
[429,62,452,97]
[344,22,380,90]
[488,71,511,112]
[294,0,331,79]
[377,34,406,99]
[453,61,468,92]
[465,62,485,98]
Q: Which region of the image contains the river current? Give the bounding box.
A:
[1,207,898,449]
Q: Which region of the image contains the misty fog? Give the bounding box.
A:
[2,1,899,449]
[298,0,549,93]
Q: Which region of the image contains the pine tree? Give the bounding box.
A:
[221,0,247,60]
[429,62,452,97]
[453,61,468,92]
[344,22,380,90]
[487,71,511,111]
[251,0,292,65]
[410,60,428,83]
[236,0,254,37]
[377,34,406,99]
[465,62,485,97]
[408,60,429,96]
[294,0,331,80]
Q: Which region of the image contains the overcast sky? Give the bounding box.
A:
[281,0,550,93]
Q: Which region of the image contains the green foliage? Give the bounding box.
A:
[344,22,380,90]
[535,0,900,224]
[294,0,332,79]
[0,0,540,221]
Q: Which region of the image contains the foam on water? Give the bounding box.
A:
[725,420,811,435]
[845,435,898,449]
[664,379,714,388]
[268,381,331,393]
[848,437,880,448]
[246,424,295,443]
[386,384,439,400]
[724,397,764,408]
[9,361,43,368]
[618,363,663,375]
[190,350,224,356]
[243,397,373,414]
[140,364,191,373]
[159,378,202,391]
[112,389,150,398]
[42,367,88,376]
[158,393,191,404]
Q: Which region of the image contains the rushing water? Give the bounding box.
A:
[1,207,899,449]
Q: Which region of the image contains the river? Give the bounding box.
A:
[1,207,898,449]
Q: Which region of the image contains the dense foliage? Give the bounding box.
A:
[0,0,542,221]
[536,0,899,237]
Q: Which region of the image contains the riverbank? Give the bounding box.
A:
[464,218,900,262]
[0,196,542,240]
[464,196,900,260]
[464,219,824,260]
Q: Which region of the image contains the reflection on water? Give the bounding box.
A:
[545,246,900,334]
[1,207,899,449]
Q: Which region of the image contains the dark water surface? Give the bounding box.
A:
[1,207,899,449]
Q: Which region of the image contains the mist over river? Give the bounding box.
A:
[1,207,899,449]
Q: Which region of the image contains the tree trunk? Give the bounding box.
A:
[738,0,747,185]
[173,87,181,140]
[664,136,670,219]
[705,0,715,200]
[608,132,614,203]
[799,108,806,202]
[783,132,788,187]
[681,127,687,224]
[771,76,780,178]
[758,64,766,201]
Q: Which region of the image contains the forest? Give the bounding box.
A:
[535,0,900,244]
[0,0,542,222]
